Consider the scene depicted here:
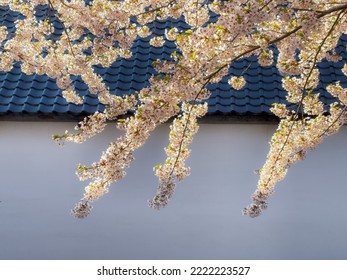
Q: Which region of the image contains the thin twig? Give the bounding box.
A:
[47,0,75,56]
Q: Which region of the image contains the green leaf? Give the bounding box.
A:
[154,164,162,170]
[190,50,197,60]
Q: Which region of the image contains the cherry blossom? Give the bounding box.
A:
[0,0,346,218]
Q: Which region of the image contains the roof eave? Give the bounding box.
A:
[0,111,279,124]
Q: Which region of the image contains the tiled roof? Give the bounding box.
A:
[0,6,346,120]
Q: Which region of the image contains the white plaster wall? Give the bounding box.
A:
[0,121,347,260]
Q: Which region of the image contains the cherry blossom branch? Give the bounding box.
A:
[243,10,345,217]
[47,0,75,56]
[269,8,345,173]
[204,2,347,81]
[133,0,177,17]
[167,86,209,179]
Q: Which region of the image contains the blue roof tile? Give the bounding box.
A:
[0,7,346,119]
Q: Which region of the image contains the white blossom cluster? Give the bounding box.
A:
[71,200,93,219]
[244,103,347,217]
[0,0,346,218]
[228,76,246,90]
[149,102,208,209]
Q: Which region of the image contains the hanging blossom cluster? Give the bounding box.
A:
[149,102,208,209]
[0,0,346,218]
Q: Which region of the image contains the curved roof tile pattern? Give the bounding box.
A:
[0,6,346,119]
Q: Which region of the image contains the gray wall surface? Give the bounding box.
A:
[0,121,346,260]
